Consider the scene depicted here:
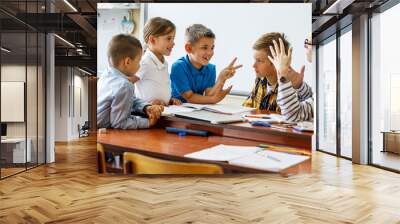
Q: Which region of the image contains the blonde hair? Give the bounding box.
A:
[185,24,215,44]
[253,32,290,56]
[107,34,142,66]
[143,17,175,44]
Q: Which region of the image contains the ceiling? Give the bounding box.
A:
[0,0,392,75]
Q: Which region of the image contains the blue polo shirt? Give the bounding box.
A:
[170,55,216,103]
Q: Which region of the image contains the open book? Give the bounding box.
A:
[184,144,310,172]
[162,103,254,117]
[182,103,255,115]
[162,105,196,116]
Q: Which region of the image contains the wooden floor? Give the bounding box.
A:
[1,136,400,223]
[372,150,400,171]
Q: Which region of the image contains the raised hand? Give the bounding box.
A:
[267,38,292,79]
[218,57,243,82]
[287,65,305,89]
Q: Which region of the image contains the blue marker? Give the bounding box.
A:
[165,127,208,137]
[249,121,271,127]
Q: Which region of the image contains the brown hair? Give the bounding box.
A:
[253,32,290,56]
[143,17,175,43]
[107,34,142,66]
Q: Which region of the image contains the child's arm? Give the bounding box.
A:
[169,98,182,105]
[296,81,313,101]
[110,83,150,129]
[268,38,313,122]
[286,66,313,101]
[131,97,151,115]
[171,63,231,104]
[277,81,313,122]
[181,86,232,104]
[205,58,242,96]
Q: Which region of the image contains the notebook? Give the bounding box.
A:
[184,144,259,161]
[174,110,244,124]
[182,103,254,115]
[228,150,310,172]
[185,144,310,172]
[162,105,196,116]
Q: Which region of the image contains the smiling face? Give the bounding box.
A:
[150,30,176,57]
[253,49,276,78]
[185,37,215,69]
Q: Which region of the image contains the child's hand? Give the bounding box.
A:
[211,86,233,104]
[148,117,158,127]
[267,38,292,79]
[218,57,243,82]
[145,105,164,120]
[169,98,182,105]
[287,65,305,89]
[151,99,166,106]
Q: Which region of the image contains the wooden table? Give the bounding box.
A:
[97,128,311,175]
[159,115,313,150]
[381,131,400,154]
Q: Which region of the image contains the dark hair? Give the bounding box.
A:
[107,34,142,65]
[143,17,176,43]
[253,32,290,56]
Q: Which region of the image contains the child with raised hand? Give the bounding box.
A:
[170,24,242,104]
[267,38,314,122]
[135,17,181,106]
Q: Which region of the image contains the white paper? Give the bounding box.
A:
[162,105,196,116]
[229,150,310,172]
[182,103,254,115]
[184,144,260,161]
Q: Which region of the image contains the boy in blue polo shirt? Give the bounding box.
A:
[170,24,242,104]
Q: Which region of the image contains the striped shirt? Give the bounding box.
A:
[277,81,314,122]
[242,77,280,113]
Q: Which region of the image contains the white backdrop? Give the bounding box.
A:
[147,3,311,94]
[97,8,134,74]
[1,82,25,122]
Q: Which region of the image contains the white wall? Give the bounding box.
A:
[54,67,89,141]
[1,64,46,163]
[146,3,312,94]
[97,5,143,75]
[1,65,33,137]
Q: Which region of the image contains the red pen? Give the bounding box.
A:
[244,115,270,119]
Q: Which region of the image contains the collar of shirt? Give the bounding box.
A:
[258,77,278,93]
[146,50,167,70]
[108,66,130,81]
[183,55,208,76]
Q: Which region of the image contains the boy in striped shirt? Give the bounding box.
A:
[267,38,314,122]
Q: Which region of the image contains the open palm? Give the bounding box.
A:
[267,38,292,78]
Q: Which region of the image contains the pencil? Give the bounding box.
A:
[258,144,311,156]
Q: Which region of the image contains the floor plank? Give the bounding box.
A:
[1,135,400,223]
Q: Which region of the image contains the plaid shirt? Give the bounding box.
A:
[243,77,280,113]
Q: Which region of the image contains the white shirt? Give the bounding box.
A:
[135,50,171,104]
